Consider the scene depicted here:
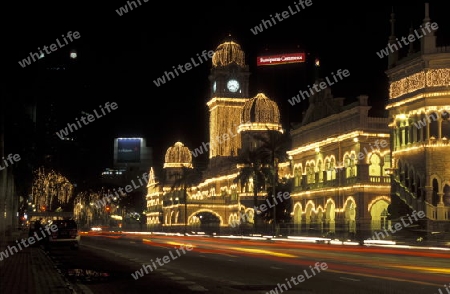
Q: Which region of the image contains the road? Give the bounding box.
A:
[47,232,450,294]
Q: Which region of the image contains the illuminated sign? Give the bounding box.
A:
[257,52,305,66]
[117,138,141,163]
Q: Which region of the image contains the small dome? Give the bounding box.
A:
[212,41,245,67]
[164,142,193,168]
[242,93,280,124]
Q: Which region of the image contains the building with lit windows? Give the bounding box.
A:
[284,93,390,238]
[147,5,450,238]
[145,37,392,238]
[101,137,152,188]
[386,3,450,233]
[146,40,284,233]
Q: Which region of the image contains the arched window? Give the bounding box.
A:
[442,110,450,140]
[331,158,336,180]
[294,167,301,187]
[432,179,439,206]
[326,158,336,180]
[306,163,315,184]
[429,112,439,139]
[383,154,391,174]
[345,154,356,178]
[369,154,381,176]
[317,160,323,182]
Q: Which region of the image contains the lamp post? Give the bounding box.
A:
[335,163,345,240]
[184,189,187,235]
[169,197,173,231]
[273,158,279,237]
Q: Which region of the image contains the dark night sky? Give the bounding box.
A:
[5,0,450,178]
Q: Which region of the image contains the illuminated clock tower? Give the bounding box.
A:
[207,39,250,168]
[386,3,450,232]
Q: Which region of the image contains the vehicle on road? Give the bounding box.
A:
[49,219,80,250]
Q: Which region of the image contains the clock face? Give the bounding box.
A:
[213,81,217,93]
[227,79,239,93]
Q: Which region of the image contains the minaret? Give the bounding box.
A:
[420,2,437,54]
[407,25,415,56]
[387,8,398,69]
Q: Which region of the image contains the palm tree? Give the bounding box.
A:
[252,130,291,234]
[234,147,271,232]
[171,166,202,234]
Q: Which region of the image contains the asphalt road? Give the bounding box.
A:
[46,232,450,294]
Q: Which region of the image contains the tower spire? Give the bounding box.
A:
[387,7,398,69]
[408,25,415,56]
[421,2,436,54]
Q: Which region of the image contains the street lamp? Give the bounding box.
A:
[184,190,188,235]
[169,198,173,230]
[273,158,279,237]
[335,162,345,240]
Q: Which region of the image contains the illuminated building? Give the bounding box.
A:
[206,39,250,169]
[386,3,450,232]
[101,137,153,188]
[144,33,400,238]
[146,39,283,232]
[285,92,390,237]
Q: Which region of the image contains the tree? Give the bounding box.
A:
[234,148,271,232]
[32,167,74,212]
[171,166,202,234]
[252,130,291,233]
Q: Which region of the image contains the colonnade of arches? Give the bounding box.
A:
[393,110,450,149]
[293,152,391,187]
[155,197,394,235]
[397,159,426,202]
[291,197,391,233]
[397,159,450,206]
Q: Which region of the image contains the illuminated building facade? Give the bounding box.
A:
[386,4,450,232]
[145,38,391,238]
[285,93,390,237]
[207,40,250,170]
[146,39,284,232]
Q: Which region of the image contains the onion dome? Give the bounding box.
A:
[163,142,193,168]
[239,93,283,132]
[212,41,245,67]
[243,93,280,124]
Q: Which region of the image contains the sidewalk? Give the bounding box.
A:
[0,230,75,294]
